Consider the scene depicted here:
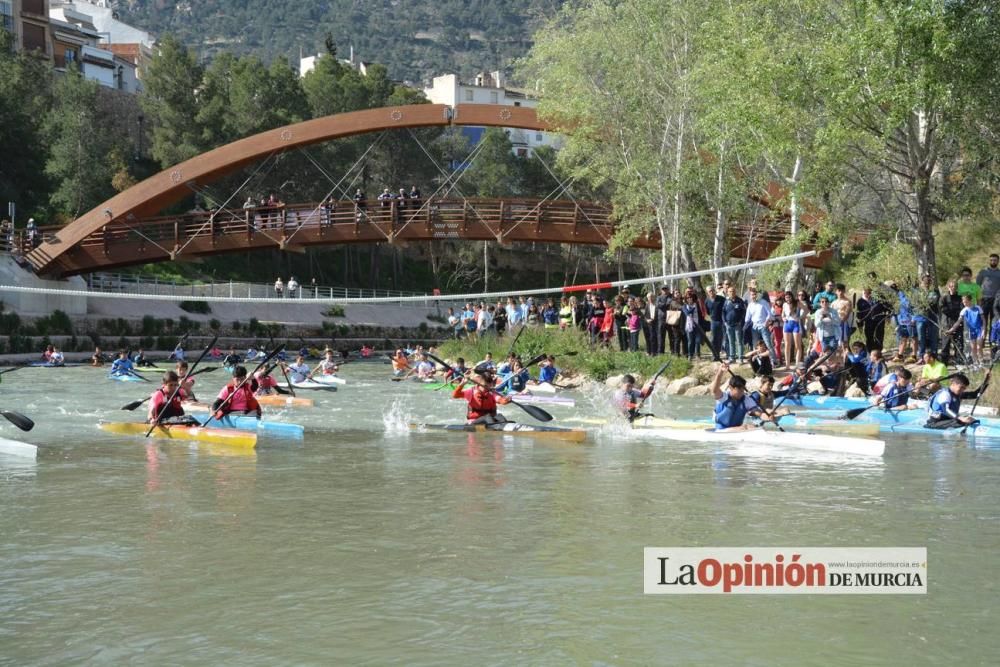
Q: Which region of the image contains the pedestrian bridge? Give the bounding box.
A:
[23,103,830,277]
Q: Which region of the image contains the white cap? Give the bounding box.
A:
[27,218,34,223]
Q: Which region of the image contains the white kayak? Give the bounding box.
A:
[310,374,346,386]
[524,382,558,395]
[0,437,37,459]
[285,378,338,391]
[630,418,885,457]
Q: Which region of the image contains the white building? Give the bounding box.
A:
[423,72,560,157]
[51,0,154,46]
[299,46,370,78]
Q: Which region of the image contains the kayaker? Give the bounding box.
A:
[148,371,186,423]
[212,366,262,420]
[110,350,134,376]
[41,344,54,363]
[49,348,65,366]
[444,357,469,383]
[176,360,198,402]
[91,347,105,367]
[452,368,511,425]
[537,355,559,385]
[223,349,241,368]
[874,368,918,412]
[710,364,771,431]
[313,350,340,376]
[507,359,530,393]
[391,349,410,377]
[613,374,654,420]
[925,374,985,430]
[254,366,280,395]
[285,355,312,383]
[170,342,186,362]
[133,349,153,367]
[415,354,436,380]
[749,375,791,417]
[476,352,496,372]
[845,341,870,394]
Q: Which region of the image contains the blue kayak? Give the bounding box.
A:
[108,372,144,382]
[201,414,304,439]
[791,407,1000,439]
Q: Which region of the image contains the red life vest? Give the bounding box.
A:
[217,381,261,414]
[464,386,497,420]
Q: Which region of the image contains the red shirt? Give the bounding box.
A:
[216,381,261,415]
[453,385,500,421]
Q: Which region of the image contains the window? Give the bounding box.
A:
[0,1,13,33]
[464,88,473,102]
[22,0,44,15]
[516,149,528,158]
[489,91,498,104]
[64,49,76,64]
[22,22,46,53]
[514,101,521,107]
[535,133,543,143]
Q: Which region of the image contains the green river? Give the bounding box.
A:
[1,365,998,665]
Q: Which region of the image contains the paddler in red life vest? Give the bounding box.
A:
[709,363,772,431]
[254,365,279,395]
[175,360,198,402]
[148,371,187,423]
[451,367,511,425]
[212,366,262,420]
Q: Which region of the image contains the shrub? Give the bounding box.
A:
[179,300,212,314]
[178,316,196,333]
[248,317,259,333]
[141,315,159,336]
[322,305,345,317]
[209,318,221,331]
[0,311,22,335]
[426,312,446,324]
[232,320,242,331]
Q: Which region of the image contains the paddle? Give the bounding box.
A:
[770,349,835,416]
[145,335,217,436]
[627,360,673,423]
[492,353,547,394]
[961,350,997,435]
[126,368,151,382]
[0,367,23,375]
[840,373,960,421]
[708,336,788,431]
[270,334,296,398]
[1,410,34,432]
[426,351,553,422]
[120,367,219,411]
[202,345,284,425]
[506,323,526,357]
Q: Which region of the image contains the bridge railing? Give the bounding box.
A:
[84,272,433,304]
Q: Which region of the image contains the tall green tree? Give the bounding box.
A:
[44,68,126,218]
[140,34,206,167]
[0,29,51,218]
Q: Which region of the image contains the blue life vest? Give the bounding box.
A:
[880,382,909,409]
[539,365,557,383]
[714,395,752,429]
[928,387,959,421]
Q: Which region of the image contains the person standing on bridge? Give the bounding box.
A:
[274,277,284,298]
[287,276,299,298]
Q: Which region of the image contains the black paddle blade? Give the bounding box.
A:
[274,385,290,395]
[121,399,146,411]
[842,407,868,420]
[524,354,546,368]
[510,400,553,422]
[1,410,34,432]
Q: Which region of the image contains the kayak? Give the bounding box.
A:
[201,414,304,438]
[108,372,145,382]
[410,422,587,442]
[630,419,885,457]
[785,394,997,417]
[509,393,576,407]
[0,437,37,459]
[311,374,346,386]
[421,382,457,391]
[633,415,881,438]
[285,379,338,391]
[131,365,171,372]
[257,394,315,408]
[30,361,81,367]
[98,420,257,448]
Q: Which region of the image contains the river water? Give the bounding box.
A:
[1,365,998,665]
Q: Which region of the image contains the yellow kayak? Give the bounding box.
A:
[409,422,588,443]
[98,420,258,448]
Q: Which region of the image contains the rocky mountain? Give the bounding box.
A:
[118,0,564,83]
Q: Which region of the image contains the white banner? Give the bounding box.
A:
[644,547,927,594]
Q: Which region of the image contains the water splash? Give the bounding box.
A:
[382,398,412,435]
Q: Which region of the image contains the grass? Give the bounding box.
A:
[436,326,691,382]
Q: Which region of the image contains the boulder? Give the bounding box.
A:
[605,374,625,388]
[685,384,713,397]
[665,376,700,395]
[844,383,866,398]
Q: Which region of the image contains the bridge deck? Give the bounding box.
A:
[22,197,829,276]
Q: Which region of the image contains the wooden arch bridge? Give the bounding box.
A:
[24,104,828,278]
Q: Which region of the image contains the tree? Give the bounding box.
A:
[0,29,52,217]
[44,68,124,218]
[140,34,206,167]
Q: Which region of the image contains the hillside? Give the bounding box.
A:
[117,0,564,82]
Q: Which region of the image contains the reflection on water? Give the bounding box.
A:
[0,366,998,664]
